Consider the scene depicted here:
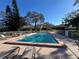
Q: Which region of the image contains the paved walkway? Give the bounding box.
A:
[53,33,79,59]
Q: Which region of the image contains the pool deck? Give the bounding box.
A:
[0,32,79,59]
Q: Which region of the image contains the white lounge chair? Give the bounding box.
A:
[0,35,5,38]
[0,34,6,41]
[0,34,6,38]
[0,46,20,59]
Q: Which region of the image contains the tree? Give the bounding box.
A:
[70,14,79,30]
[0,5,15,31]
[0,11,5,26]
[19,17,27,28]
[26,11,45,31]
[42,22,54,30]
[74,0,79,5]
[0,0,27,31]
[0,11,6,30]
[12,0,20,31]
[63,10,79,30]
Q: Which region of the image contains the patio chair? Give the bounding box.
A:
[0,34,5,38]
[0,34,7,40]
[0,46,20,59]
[0,34,13,40]
[20,47,35,59]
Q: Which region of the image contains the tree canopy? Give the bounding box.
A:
[74,0,79,5]
[26,11,45,31]
[12,0,20,31]
[0,0,27,31]
[63,10,79,30]
[0,1,45,31]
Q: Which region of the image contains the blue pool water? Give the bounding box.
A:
[19,32,58,43]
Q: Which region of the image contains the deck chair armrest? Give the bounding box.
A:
[3,47,20,59]
[75,40,79,47]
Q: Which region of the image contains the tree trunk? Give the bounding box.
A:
[76,26,78,30]
[34,22,37,32]
[40,24,43,32]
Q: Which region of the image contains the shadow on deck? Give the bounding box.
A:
[36,47,72,59]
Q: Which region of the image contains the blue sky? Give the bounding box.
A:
[0,0,78,25]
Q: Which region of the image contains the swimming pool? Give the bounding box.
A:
[4,32,64,48]
[18,32,58,43]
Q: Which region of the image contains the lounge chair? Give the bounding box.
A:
[0,34,7,41]
[0,46,20,59]
[0,35,5,38]
[0,34,13,40]
[20,47,35,59]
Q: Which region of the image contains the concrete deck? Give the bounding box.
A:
[0,32,79,59]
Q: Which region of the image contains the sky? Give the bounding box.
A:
[0,0,78,25]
